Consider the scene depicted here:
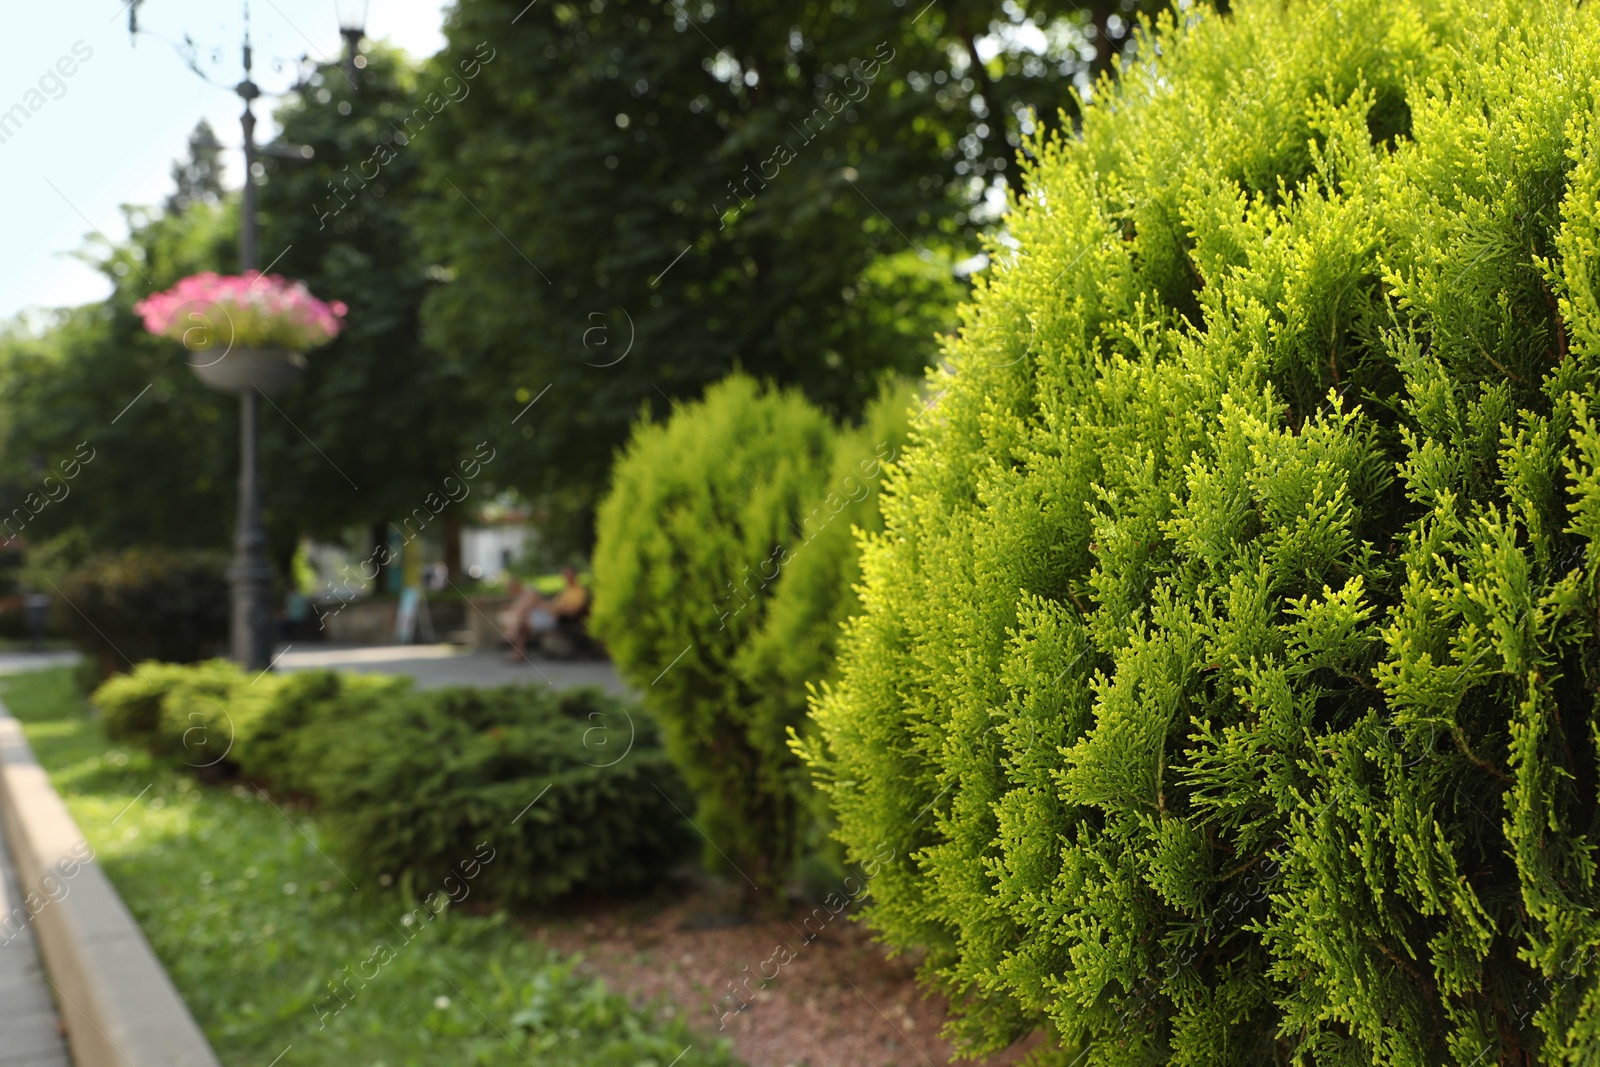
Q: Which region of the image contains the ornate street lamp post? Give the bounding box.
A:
[336,0,371,82]
[231,20,273,670]
[127,1,368,670]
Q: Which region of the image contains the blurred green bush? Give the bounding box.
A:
[591,374,914,897]
[60,547,228,678]
[93,663,692,906]
[737,383,914,871]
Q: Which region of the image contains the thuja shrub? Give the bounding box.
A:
[592,374,907,892]
[804,0,1600,1062]
[738,381,913,861]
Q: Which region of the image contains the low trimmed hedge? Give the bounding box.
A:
[93,662,692,905]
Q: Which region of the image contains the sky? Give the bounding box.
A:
[0,0,452,323]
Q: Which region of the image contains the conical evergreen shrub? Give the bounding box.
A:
[804,0,1600,1062]
[592,375,911,890]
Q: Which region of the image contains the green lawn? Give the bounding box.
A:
[0,666,734,1067]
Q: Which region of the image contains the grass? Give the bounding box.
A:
[0,666,737,1067]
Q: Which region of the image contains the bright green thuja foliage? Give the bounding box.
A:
[592,375,910,892]
[806,0,1600,1062]
[740,382,915,861]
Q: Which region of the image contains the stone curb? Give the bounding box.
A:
[0,698,222,1067]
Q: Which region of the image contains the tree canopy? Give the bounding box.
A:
[413,0,1156,537]
[0,198,239,556]
[3,0,1164,566]
[1,50,474,574]
[256,45,478,560]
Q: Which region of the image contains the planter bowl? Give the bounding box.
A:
[189,345,307,395]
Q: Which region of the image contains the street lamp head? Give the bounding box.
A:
[335,0,369,79]
[335,0,369,34]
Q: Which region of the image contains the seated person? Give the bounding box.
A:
[507,568,590,660]
[549,567,589,620]
[501,578,538,656]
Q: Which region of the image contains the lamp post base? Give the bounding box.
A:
[229,554,275,669]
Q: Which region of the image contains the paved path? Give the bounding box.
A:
[0,653,78,678]
[0,644,628,696]
[0,815,71,1067]
[0,659,73,1066]
[275,643,629,695]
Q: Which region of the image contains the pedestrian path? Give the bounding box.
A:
[276,642,628,693]
[0,652,75,1065]
[0,652,78,677]
[0,805,71,1067]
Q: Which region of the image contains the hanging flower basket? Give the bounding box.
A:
[134,271,347,395]
[187,345,309,394]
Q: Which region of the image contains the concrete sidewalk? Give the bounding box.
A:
[0,653,74,1067]
[274,642,629,694]
[0,810,70,1067]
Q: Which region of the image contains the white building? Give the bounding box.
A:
[460,523,531,581]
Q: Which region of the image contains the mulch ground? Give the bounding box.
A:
[532,881,1045,1067]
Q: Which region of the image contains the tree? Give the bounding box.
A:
[255,46,478,577]
[806,0,1600,1062]
[0,117,252,558]
[165,119,224,216]
[591,374,913,895]
[0,201,240,556]
[2,52,476,589]
[412,0,1153,545]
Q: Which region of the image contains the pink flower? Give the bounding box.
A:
[134,272,347,352]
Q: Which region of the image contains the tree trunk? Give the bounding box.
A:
[370,521,392,594]
[443,515,463,582]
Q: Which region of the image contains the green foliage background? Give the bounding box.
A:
[3,0,1153,563]
[0,49,479,573]
[806,0,1600,1062]
[255,45,477,550]
[411,0,1154,539]
[0,202,241,553]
